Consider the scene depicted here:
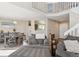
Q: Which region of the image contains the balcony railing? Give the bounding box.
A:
[32,2,79,13]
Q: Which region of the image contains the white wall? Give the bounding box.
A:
[59,22,69,38]
[70,11,79,28]
[69,7,79,28]
[47,20,59,38]
[15,20,28,33]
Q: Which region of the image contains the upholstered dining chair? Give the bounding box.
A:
[6,35,16,47]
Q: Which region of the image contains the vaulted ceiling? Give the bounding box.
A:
[0,2,45,21]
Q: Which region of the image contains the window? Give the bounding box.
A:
[48,3,53,12]
[1,22,15,28]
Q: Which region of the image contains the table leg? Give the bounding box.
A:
[4,37,7,48]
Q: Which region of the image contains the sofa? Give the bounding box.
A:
[56,36,79,57]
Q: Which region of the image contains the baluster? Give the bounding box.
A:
[76,28,79,36]
[75,2,77,7]
[67,2,70,9]
[54,3,56,13]
[71,31,73,36]
[70,2,72,8]
[77,2,79,6]
[73,29,76,36]
[62,2,64,11]
[75,28,77,36]
[69,2,71,8]
[72,2,74,8]
[55,3,58,13]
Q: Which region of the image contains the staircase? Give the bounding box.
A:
[64,23,79,36]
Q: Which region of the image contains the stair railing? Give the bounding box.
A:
[64,23,79,36]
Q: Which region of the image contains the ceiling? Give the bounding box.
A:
[10,2,33,10]
[48,14,69,22]
[0,2,70,22]
[10,2,45,15]
[10,2,69,22]
[0,2,46,21]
